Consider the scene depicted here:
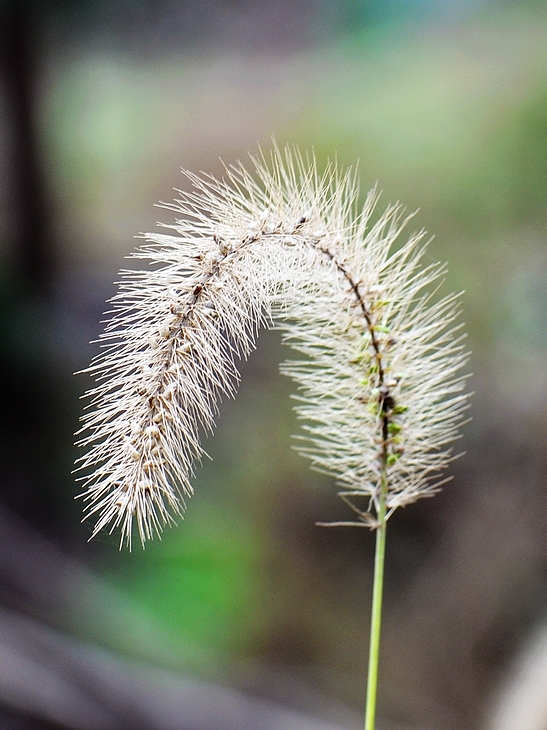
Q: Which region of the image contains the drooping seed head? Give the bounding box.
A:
[76,144,469,547]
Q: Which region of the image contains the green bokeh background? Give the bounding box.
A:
[2,2,547,728]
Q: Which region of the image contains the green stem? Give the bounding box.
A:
[364,476,388,730]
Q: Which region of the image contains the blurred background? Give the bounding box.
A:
[1,0,547,728]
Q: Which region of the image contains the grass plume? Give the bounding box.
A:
[76,145,469,550]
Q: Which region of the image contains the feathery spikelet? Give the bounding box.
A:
[279,200,468,526]
[76,145,469,547]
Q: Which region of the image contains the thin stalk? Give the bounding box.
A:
[364,471,388,730]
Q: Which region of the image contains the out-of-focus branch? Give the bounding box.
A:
[0,605,365,730]
[0,1,56,297]
[0,505,361,730]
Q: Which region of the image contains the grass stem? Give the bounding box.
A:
[364,475,388,730]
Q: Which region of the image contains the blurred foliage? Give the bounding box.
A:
[113,501,262,657]
[36,0,547,664]
[3,1,547,727]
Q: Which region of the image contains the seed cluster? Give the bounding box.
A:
[77,146,469,546]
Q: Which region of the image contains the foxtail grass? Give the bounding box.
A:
[76,144,469,729]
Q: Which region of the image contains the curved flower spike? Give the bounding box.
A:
[76,145,469,548]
